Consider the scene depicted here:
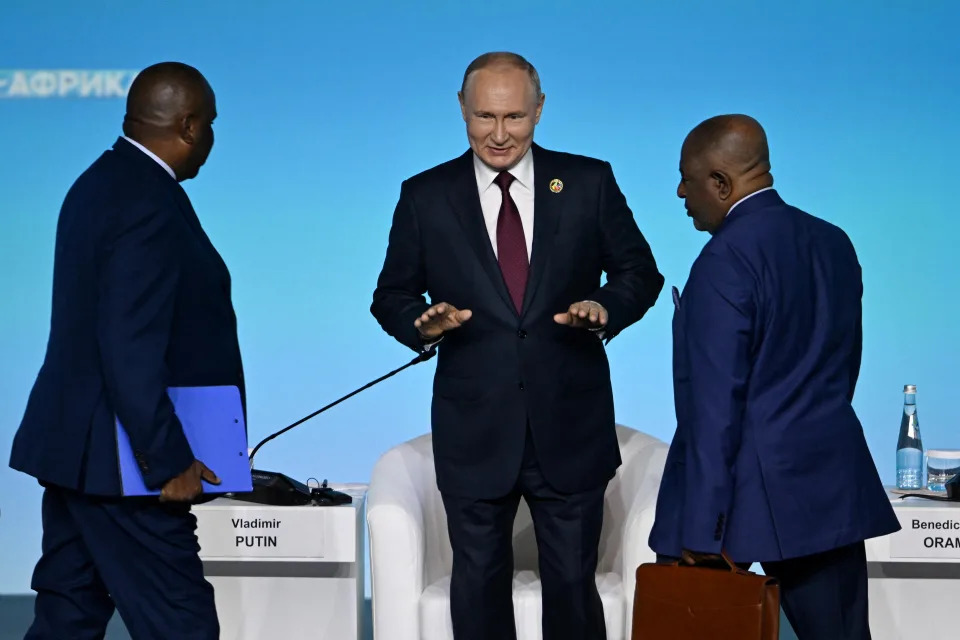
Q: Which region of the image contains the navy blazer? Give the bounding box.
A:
[649,189,899,562]
[372,145,664,499]
[10,138,245,496]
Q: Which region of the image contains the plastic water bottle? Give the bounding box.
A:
[896,384,924,489]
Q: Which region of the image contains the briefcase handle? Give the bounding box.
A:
[673,549,752,576]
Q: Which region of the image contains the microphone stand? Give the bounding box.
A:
[229,347,437,506]
[896,474,960,502]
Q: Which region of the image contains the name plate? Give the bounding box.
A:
[889,512,960,559]
[195,508,325,559]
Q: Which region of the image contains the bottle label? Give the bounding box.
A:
[898,448,923,469]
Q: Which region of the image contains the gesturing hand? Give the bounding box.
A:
[414,303,473,340]
[160,460,220,502]
[553,300,607,330]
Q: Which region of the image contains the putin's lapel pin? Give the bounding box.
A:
[549,178,563,193]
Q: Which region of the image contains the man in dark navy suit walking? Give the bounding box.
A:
[10,62,240,639]
[649,114,900,639]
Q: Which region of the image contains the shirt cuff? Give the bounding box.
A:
[584,301,606,339]
[420,334,443,351]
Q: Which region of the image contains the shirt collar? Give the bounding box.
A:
[726,186,773,217]
[122,136,177,180]
[473,145,534,192]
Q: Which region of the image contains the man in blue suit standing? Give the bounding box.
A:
[649,114,900,639]
[9,62,238,639]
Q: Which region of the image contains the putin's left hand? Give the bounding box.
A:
[553,300,607,330]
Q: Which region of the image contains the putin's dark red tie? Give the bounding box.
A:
[494,171,528,313]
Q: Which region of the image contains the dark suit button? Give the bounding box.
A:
[518,382,525,391]
[517,330,527,339]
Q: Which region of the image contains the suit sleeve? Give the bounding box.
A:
[371,181,433,352]
[679,248,755,554]
[849,262,864,403]
[586,162,665,340]
[97,203,194,489]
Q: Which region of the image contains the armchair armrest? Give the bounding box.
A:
[367,444,430,640]
[618,438,668,638]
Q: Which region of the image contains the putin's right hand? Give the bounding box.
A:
[414,303,472,340]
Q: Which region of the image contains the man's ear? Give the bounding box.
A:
[458,91,468,122]
[711,170,733,201]
[180,114,198,145]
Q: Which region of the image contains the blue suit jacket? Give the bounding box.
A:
[649,189,899,562]
[9,138,245,496]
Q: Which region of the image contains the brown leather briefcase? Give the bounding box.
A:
[631,551,780,639]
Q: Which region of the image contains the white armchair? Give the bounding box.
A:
[367,424,669,640]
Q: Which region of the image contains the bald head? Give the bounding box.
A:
[122,62,217,181]
[684,114,771,182]
[460,52,541,99]
[678,114,774,233]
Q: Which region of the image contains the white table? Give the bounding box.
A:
[193,483,368,640]
[865,490,960,639]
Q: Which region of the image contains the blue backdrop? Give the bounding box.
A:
[1,1,957,594]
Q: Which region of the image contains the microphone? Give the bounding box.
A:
[230,347,437,506]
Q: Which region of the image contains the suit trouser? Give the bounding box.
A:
[440,427,608,640]
[658,541,871,640]
[25,485,219,640]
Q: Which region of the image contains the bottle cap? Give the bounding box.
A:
[904,385,917,393]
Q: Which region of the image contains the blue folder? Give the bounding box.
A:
[116,385,253,496]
